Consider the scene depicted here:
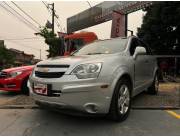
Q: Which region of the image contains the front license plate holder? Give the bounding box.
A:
[33,83,48,95]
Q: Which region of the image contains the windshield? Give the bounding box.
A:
[64,38,84,53]
[73,38,128,56]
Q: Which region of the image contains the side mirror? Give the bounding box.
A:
[133,46,146,59]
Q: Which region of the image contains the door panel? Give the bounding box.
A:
[143,55,153,83]
[134,55,147,88]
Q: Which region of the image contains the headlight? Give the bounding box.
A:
[71,63,102,79]
[9,71,23,78]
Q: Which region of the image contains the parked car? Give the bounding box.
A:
[28,36,158,121]
[0,65,34,94]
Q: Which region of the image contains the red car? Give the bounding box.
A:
[0,65,34,94]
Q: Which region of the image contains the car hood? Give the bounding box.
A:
[37,54,121,66]
[2,65,34,73]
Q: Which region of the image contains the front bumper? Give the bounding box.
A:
[29,75,112,114]
[0,78,21,92]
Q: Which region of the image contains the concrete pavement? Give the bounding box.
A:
[0,109,179,136]
[0,90,19,105]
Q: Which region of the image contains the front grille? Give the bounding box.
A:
[0,71,8,78]
[35,71,65,78]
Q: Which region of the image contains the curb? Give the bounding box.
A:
[0,105,179,110]
[0,105,39,109]
[132,106,180,110]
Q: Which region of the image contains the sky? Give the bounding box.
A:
[0,1,145,60]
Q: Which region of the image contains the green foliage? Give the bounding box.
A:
[37,27,63,58]
[137,2,180,55]
[38,27,56,39]
[0,45,14,69]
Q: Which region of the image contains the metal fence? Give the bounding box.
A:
[156,55,180,82]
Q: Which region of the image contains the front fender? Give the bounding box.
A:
[17,71,32,86]
[109,65,133,99]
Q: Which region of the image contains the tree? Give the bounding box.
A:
[0,45,14,69]
[37,27,64,58]
[137,2,180,55]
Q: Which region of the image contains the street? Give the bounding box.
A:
[0,83,179,136]
[0,109,179,136]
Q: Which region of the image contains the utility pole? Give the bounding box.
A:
[52,3,55,34]
[125,14,128,37]
[48,3,55,34]
[40,49,41,60]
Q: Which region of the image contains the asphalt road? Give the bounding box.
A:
[0,109,179,136]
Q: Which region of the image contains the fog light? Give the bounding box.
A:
[84,103,98,113]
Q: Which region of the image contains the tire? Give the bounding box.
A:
[108,78,131,122]
[21,78,29,95]
[147,72,159,95]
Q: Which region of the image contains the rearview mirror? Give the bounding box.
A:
[133,46,146,59]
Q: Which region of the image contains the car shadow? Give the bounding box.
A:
[0,91,19,97]
[29,109,130,136]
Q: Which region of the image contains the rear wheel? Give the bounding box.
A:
[108,78,131,122]
[147,72,159,95]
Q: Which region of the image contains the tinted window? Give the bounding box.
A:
[139,40,152,55]
[129,38,139,56]
[73,38,128,56]
[129,38,153,56]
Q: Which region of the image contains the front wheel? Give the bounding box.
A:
[108,78,131,122]
[21,78,29,95]
[147,72,159,95]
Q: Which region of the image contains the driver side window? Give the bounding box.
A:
[130,38,139,56]
[129,38,147,56]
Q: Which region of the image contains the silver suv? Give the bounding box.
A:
[28,36,158,121]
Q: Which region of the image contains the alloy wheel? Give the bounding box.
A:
[118,84,130,115]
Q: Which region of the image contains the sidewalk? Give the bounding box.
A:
[132,82,180,108]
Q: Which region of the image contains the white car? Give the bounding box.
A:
[28,36,158,121]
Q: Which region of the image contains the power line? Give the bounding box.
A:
[3,1,39,31]
[0,2,38,32]
[11,1,41,27]
[0,3,38,32]
[1,35,46,59]
[2,37,43,41]
[2,39,45,51]
[0,36,44,51]
[55,18,63,32]
[42,1,49,9]
[87,1,92,8]
[0,2,39,32]
[7,40,41,50]
[42,1,48,8]
[6,40,45,59]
